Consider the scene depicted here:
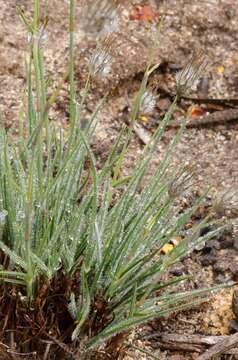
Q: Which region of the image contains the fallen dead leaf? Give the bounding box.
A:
[129,4,156,22]
[187,105,204,118]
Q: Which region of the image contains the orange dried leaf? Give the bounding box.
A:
[188,105,204,118]
[130,4,156,22]
[184,221,193,229]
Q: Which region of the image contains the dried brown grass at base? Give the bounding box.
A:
[0,277,132,360]
[0,276,72,359]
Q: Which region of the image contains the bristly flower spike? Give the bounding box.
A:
[140,90,156,114]
[89,36,115,78]
[212,188,238,218]
[80,0,122,38]
[176,51,208,97]
[100,3,121,37]
[168,164,197,199]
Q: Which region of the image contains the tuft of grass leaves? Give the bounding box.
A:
[0,0,231,358]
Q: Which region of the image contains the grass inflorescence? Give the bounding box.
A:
[0,1,230,359]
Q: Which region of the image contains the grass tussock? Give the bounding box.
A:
[0,0,230,359]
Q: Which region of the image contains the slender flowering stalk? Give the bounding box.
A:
[69,0,76,136]
[176,51,208,97]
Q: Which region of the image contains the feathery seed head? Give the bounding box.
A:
[140,90,156,114]
[168,164,196,199]
[176,51,208,96]
[212,188,238,218]
[80,0,122,38]
[89,36,115,78]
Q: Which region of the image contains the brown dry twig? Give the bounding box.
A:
[197,332,238,360]
[144,332,238,356]
[182,95,238,108]
[169,108,238,129]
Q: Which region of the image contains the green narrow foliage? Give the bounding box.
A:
[72,266,91,340]
[26,58,36,135]
[87,282,231,351]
